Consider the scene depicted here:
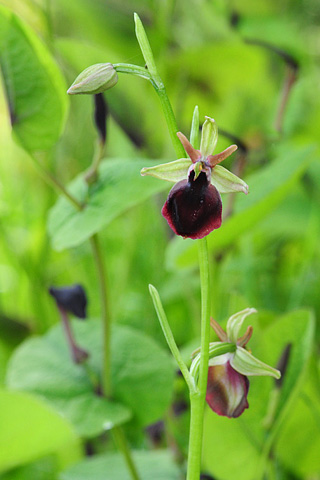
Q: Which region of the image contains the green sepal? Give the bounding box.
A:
[200,116,218,157]
[211,165,249,194]
[190,342,235,384]
[226,308,257,344]
[231,347,281,379]
[67,63,118,95]
[190,105,200,149]
[193,161,203,180]
[140,158,190,183]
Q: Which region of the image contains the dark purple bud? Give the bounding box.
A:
[145,420,164,446]
[161,169,222,239]
[206,361,249,418]
[275,343,292,388]
[94,93,108,144]
[200,474,216,480]
[49,284,87,319]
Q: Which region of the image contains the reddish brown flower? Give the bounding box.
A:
[142,116,249,240]
[161,167,222,239]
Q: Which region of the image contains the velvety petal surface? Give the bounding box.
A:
[161,171,222,239]
[206,361,249,418]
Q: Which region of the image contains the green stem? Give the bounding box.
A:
[156,87,185,158]
[89,234,112,398]
[90,235,141,480]
[187,237,211,480]
[31,154,83,210]
[149,284,195,393]
[85,138,104,184]
[134,13,185,158]
[113,427,140,480]
[113,63,152,82]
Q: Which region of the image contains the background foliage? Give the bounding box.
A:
[0,0,319,479]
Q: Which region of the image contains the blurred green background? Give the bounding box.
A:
[0,0,319,479]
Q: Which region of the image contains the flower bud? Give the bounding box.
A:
[49,284,87,319]
[67,63,118,95]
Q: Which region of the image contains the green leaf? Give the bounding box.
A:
[274,359,320,477]
[166,144,316,268]
[0,6,68,152]
[6,320,175,429]
[0,389,80,473]
[0,456,58,480]
[47,159,168,251]
[60,450,180,480]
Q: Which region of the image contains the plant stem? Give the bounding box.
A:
[134,13,185,159]
[90,235,141,480]
[31,154,83,210]
[113,427,140,480]
[149,284,195,393]
[187,237,211,480]
[90,233,112,398]
[156,87,185,158]
[113,63,152,81]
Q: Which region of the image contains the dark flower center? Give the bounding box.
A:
[161,169,222,239]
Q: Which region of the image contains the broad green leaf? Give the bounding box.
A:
[0,389,80,473]
[0,456,57,480]
[275,359,320,477]
[59,450,180,480]
[166,144,315,268]
[6,320,175,429]
[202,309,314,480]
[0,6,68,152]
[47,159,168,251]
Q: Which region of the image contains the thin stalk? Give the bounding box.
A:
[134,13,185,159]
[113,63,152,82]
[85,138,105,184]
[156,87,185,158]
[90,234,141,480]
[89,234,112,398]
[149,284,195,393]
[59,306,89,364]
[113,427,140,480]
[187,237,211,480]
[31,154,83,210]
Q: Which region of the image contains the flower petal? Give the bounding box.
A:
[231,347,281,379]
[200,117,218,157]
[206,362,249,418]
[140,158,190,183]
[208,352,233,367]
[207,145,238,167]
[177,132,201,163]
[226,308,257,344]
[211,165,249,194]
[161,172,222,239]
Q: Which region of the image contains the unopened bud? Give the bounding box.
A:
[67,63,118,95]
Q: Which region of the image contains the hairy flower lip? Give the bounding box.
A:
[161,170,222,239]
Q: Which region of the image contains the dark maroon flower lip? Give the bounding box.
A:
[161,169,222,239]
[206,362,249,418]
